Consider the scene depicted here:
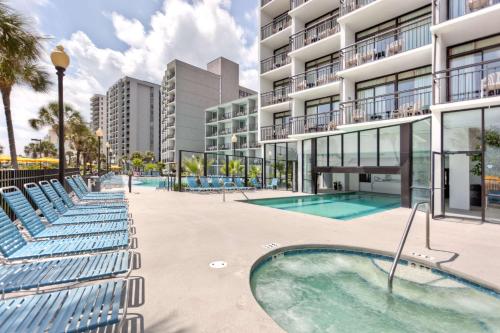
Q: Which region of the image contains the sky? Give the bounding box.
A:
[0,0,259,155]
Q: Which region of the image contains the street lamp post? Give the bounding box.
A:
[109,148,113,172]
[231,134,237,157]
[95,128,103,175]
[50,45,70,183]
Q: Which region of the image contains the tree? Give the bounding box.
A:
[130,152,143,161]
[183,155,203,177]
[0,143,3,154]
[272,161,285,179]
[131,158,144,171]
[143,151,155,163]
[144,163,156,172]
[248,165,261,179]
[29,102,82,138]
[68,118,90,168]
[80,135,98,175]
[220,159,244,177]
[0,2,51,169]
[23,140,56,158]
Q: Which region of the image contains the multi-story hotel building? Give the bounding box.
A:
[205,94,261,158]
[90,94,107,133]
[258,0,500,222]
[106,77,161,160]
[160,57,255,172]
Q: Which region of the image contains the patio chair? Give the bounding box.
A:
[0,251,129,294]
[1,187,129,239]
[223,177,238,190]
[0,207,129,260]
[468,0,490,11]
[386,39,404,57]
[50,179,127,209]
[200,177,218,192]
[185,176,211,192]
[66,177,125,202]
[210,177,223,190]
[23,184,129,224]
[266,178,279,190]
[345,53,360,69]
[39,181,126,216]
[0,280,127,332]
[250,178,262,189]
[235,178,254,190]
[487,190,500,206]
[73,175,125,197]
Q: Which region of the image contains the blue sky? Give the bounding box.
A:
[1,0,259,154]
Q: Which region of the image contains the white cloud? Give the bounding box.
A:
[1,0,259,155]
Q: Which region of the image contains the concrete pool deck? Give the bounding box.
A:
[127,187,500,332]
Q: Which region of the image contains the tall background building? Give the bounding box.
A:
[90,94,107,153]
[258,0,500,223]
[160,57,255,172]
[106,77,161,161]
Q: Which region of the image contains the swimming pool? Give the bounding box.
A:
[132,177,165,187]
[251,248,500,333]
[246,192,400,220]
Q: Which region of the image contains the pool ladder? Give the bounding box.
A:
[388,201,430,292]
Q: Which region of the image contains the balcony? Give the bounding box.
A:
[340,0,376,16]
[261,14,291,40]
[218,144,230,150]
[260,52,291,80]
[207,115,218,123]
[261,0,290,17]
[206,129,218,137]
[167,95,175,103]
[261,86,291,111]
[166,117,175,127]
[234,126,247,133]
[167,82,175,91]
[166,130,175,139]
[249,123,258,131]
[433,58,500,109]
[432,1,500,46]
[166,70,175,80]
[207,145,218,152]
[249,107,258,114]
[339,16,431,80]
[167,106,175,115]
[249,142,261,149]
[290,62,340,99]
[219,111,232,121]
[341,86,431,124]
[261,123,290,141]
[219,128,232,135]
[290,16,340,60]
[233,109,247,118]
[449,0,500,20]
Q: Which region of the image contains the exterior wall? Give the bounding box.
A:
[160,58,257,170]
[204,95,261,158]
[258,0,500,214]
[106,77,160,161]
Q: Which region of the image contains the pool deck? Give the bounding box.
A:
[127,187,500,332]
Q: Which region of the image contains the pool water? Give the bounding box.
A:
[251,249,500,333]
[132,177,165,187]
[246,192,400,220]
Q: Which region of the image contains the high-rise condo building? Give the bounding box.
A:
[258,0,500,223]
[106,77,161,161]
[160,57,255,172]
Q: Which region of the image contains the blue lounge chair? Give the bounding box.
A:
[23,184,129,224]
[39,181,126,216]
[50,179,126,208]
[488,190,500,205]
[66,177,125,202]
[200,177,217,192]
[73,175,125,198]
[0,251,129,294]
[186,176,210,192]
[1,187,128,238]
[0,207,129,260]
[250,178,262,189]
[0,280,126,332]
[266,178,279,190]
[223,177,237,190]
[74,174,125,195]
[210,177,222,190]
[235,178,254,190]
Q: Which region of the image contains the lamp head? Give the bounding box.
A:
[231,134,237,144]
[50,45,70,70]
[106,142,111,149]
[95,128,103,137]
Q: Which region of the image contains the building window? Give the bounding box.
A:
[302,139,314,193]
[443,110,482,152]
[379,126,400,166]
[343,133,358,167]
[329,135,342,166]
[360,129,378,166]
[411,118,431,205]
[317,137,328,167]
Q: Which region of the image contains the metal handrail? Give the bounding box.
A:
[388,201,430,292]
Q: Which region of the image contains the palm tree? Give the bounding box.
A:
[67,118,90,168]
[0,143,3,154]
[0,2,51,169]
[131,158,144,172]
[29,102,82,138]
[143,151,155,163]
[220,159,244,178]
[39,140,57,157]
[183,155,204,177]
[23,142,39,157]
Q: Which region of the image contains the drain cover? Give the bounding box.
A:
[262,242,280,249]
[209,261,227,269]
